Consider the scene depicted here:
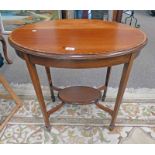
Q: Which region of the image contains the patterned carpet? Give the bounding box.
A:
[0,84,155,143]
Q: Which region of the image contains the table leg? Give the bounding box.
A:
[45,67,55,102]
[24,54,50,129]
[102,66,111,101]
[109,54,135,130]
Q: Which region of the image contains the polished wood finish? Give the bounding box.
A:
[15,51,133,68]
[24,54,50,128]
[9,20,147,130]
[58,86,101,105]
[109,53,136,130]
[0,74,22,131]
[9,20,147,59]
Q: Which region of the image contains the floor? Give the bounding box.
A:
[1,125,155,144]
[0,84,155,144]
[0,10,155,89]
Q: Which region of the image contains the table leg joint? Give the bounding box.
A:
[47,102,64,117]
[96,102,113,116]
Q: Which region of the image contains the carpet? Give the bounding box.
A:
[0,84,155,144]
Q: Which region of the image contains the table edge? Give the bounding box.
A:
[8,36,147,60]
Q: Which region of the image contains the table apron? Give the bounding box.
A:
[16,51,134,68]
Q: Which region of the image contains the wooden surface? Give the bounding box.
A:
[8,19,147,130]
[9,19,147,60]
[58,86,101,104]
[0,74,22,131]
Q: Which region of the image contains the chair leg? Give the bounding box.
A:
[0,36,13,64]
[102,66,112,101]
[0,74,22,131]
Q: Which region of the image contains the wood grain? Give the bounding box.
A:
[9,19,147,60]
[8,19,147,131]
[58,86,101,104]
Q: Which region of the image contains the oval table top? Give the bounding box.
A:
[9,19,147,60]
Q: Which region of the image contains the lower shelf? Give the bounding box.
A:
[58,86,101,105]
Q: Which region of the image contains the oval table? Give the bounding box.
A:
[9,19,147,130]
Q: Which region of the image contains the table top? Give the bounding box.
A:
[9,19,147,59]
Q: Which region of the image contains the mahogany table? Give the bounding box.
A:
[9,19,147,130]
